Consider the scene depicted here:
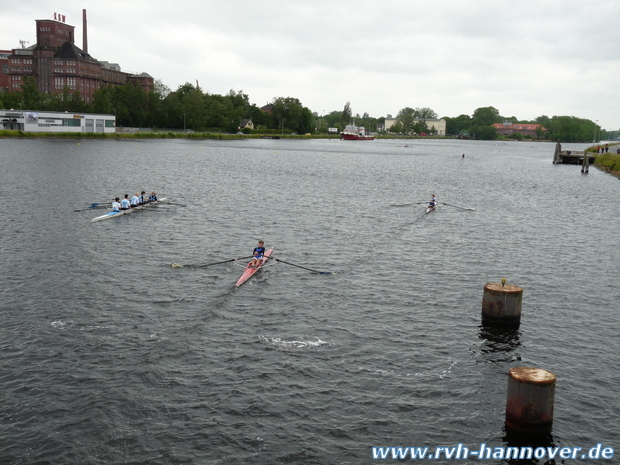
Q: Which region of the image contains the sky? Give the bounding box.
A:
[2,0,620,129]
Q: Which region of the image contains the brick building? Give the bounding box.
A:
[0,50,10,92]
[492,122,546,138]
[2,10,153,102]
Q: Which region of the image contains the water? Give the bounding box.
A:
[1,137,618,464]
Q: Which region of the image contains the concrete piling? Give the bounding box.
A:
[481,282,523,326]
[505,367,556,433]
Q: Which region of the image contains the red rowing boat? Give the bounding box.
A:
[235,248,273,287]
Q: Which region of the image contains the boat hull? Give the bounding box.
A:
[426,204,436,214]
[235,248,273,287]
[340,133,374,140]
[90,198,168,222]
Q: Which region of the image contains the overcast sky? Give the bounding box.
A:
[3,1,619,129]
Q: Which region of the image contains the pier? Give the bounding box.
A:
[552,142,595,165]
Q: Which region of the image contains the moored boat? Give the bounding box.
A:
[235,248,274,287]
[90,198,168,222]
[340,123,374,140]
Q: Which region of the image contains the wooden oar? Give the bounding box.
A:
[171,255,255,268]
[272,258,332,274]
[441,202,476,211]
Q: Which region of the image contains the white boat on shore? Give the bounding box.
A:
[90,198,168,222]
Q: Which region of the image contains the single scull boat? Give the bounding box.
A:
[235,248,273,287]
[90,198,168,222]
[426,203,437,214]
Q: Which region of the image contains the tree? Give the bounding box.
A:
[415,107,438,119]
[342,102,352,126]
[396,107,416,133]
[472,106,501,126]
[269,97,313,134]
[21,76,44,109]
[444,114,472,135]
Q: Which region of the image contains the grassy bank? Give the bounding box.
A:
[587,143,620,178]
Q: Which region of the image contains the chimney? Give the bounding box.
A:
[82,9,88,54]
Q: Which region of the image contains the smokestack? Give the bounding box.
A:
[82,9,88,54]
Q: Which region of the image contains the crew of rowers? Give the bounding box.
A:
[111,191,158,212]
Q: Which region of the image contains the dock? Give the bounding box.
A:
[552,142,595,165]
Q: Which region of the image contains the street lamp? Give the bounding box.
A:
[593,120,598,143]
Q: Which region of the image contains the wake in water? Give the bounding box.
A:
[258,335,329,350]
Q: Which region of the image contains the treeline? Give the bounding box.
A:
[0,77,314,134]
[1,77,613,141]
[442,106,612,142]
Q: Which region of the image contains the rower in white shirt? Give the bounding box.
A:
[131,193,140,207]
[111,197,121,212]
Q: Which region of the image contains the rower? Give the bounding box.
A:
[120,194,131,210]
[139,191,146,205]
[249,240,266,268]
[130,193,140,207]
[429,194,438,207]
[111,197,121,212]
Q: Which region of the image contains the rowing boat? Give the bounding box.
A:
[426,203,437,214]
[90,198,168,222]
[235,248,273,287]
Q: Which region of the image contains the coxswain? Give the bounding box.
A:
[111,197,121,212]
[120,194,131,210]
[249,240,266,268]
[149,191,158,202]
[130,193,140,207]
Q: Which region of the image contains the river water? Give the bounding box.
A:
[0,137,618,464]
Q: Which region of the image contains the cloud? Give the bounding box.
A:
[2,0,619,128]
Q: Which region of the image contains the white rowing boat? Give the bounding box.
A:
[426,203,437,214]
[90,198,168,222]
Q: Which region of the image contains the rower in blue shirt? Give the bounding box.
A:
[111,197,121,212]
[139,191,146,204]
[120,194,131,210]
[249,240,266,268]
[130,193,140,207]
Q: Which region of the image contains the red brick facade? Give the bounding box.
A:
[2,13,153,102]
[492,122,546,138]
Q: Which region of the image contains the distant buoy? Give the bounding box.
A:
[506,367,556,433]
[482,282,523,326]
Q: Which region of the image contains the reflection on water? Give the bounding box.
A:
[502,429,557,465]
[476,325,522,364]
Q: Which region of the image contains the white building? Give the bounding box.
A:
[0,109,115,133]
[384,117,446,136]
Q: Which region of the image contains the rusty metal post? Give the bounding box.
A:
[481,282,523,326]
[506,367,556,433]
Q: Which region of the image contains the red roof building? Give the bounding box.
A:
[493,122,546,138]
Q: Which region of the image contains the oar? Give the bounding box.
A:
[441,202,476,211]
[75,205,110,212]
[272,258,332,274]
[91,202,112,207]
[171,255,255,268]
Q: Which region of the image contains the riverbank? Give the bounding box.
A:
[587,143,620,179]
[0,129,453,141]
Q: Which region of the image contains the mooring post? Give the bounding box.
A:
[505,367,556,433]
[481,281,523,326]
[581,151,590,173]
